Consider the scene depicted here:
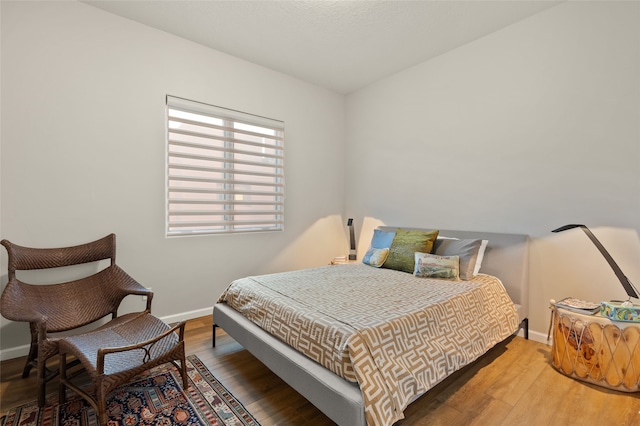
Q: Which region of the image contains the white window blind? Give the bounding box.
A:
[166,96,284,236]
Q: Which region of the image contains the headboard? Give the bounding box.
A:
[377,227,530,325]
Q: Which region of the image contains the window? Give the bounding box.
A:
[166,96,284,236]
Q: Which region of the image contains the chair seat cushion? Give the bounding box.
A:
[59,313,179,376]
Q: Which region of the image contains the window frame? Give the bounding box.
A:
[166,95,285,236]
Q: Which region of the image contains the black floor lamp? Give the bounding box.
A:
[552,224,639,301]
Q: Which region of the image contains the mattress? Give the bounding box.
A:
[218,263,519,426]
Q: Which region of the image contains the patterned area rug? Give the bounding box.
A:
[1,354,259,426]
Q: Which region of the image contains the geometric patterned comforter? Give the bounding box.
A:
[218,263,519,426]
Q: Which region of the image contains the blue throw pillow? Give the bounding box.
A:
[362,247,390,267]
[371,229,395,249]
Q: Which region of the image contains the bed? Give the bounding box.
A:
[213,227,529,426]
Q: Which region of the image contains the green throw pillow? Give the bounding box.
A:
[383,229,439,273]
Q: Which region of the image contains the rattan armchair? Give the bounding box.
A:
[0,234,153,407]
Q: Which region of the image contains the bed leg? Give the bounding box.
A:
[212,323,217,347]
[520,318,529,340]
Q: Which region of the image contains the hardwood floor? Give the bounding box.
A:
[2,315,639,425]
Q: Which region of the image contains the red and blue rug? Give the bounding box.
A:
[1,354,259,426]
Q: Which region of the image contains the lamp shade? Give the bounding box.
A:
[552,224,639,299]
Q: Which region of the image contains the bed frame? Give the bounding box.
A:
[212,228,529,426]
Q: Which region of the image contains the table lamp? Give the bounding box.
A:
[347,218,356,261]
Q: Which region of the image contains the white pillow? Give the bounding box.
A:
[434,237,488,280]
[474,239,489,275]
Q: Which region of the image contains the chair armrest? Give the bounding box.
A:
[109,265,154,311]
[1,303,46,325]
[0,290,50,348]
[0,280,48,324]
[125,287,154,311]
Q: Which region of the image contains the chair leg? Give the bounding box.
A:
[181,355,189,389]
[22,324,38,378]
[172,343,189,390]
[37,355,46,407]
[97,387,108,426]
[59,353,67,404]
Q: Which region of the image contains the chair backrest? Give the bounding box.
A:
[0,234,125,332]
[2,234,116,281]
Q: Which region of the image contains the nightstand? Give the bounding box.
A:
[550,304,640,392]
[330,256,357,265]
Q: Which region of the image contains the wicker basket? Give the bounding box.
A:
[551,305,640,392]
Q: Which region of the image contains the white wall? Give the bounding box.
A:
[0,1,347,356]
[345,1,640,340]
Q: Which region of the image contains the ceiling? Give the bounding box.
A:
[83,0,562,94]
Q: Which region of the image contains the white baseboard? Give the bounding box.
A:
[528,329,551,345]
[160,307,212,325]
[0,307,213,361]
[0,343,32,362]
